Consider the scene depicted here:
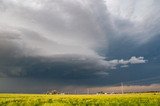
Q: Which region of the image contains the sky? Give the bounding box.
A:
[0,0,160,93]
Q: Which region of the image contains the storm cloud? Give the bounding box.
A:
[0,0,159,92]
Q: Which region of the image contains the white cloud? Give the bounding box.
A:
[121,65,129,68]
[118,56,147,64]
[129,56,147,64]
[107,56,147,69]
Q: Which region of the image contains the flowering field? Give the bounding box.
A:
[0,93,160,106]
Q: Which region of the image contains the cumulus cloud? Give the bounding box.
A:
[108,56,147,69]
[119,56,147,64]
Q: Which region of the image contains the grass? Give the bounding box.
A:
[0,93,160,106]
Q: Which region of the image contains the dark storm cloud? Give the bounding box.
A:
[0,0,159,92]
[0,54,146,79]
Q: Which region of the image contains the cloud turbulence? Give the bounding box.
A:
[0,0,159,92]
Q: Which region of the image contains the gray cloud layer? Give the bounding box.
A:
[0,0,159,88]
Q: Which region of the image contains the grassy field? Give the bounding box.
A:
[0,93,160,106]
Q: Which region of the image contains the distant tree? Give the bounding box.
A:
[46,90,60,95]
[97,91,105,94]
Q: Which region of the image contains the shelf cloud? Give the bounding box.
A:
[0,0,159,92]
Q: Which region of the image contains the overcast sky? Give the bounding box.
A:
[0,0,160,93]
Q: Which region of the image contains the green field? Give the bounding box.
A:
[0,93,160,106]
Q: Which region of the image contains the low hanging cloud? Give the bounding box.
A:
[0,54,147,79]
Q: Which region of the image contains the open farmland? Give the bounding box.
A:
[0,93,160,106]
